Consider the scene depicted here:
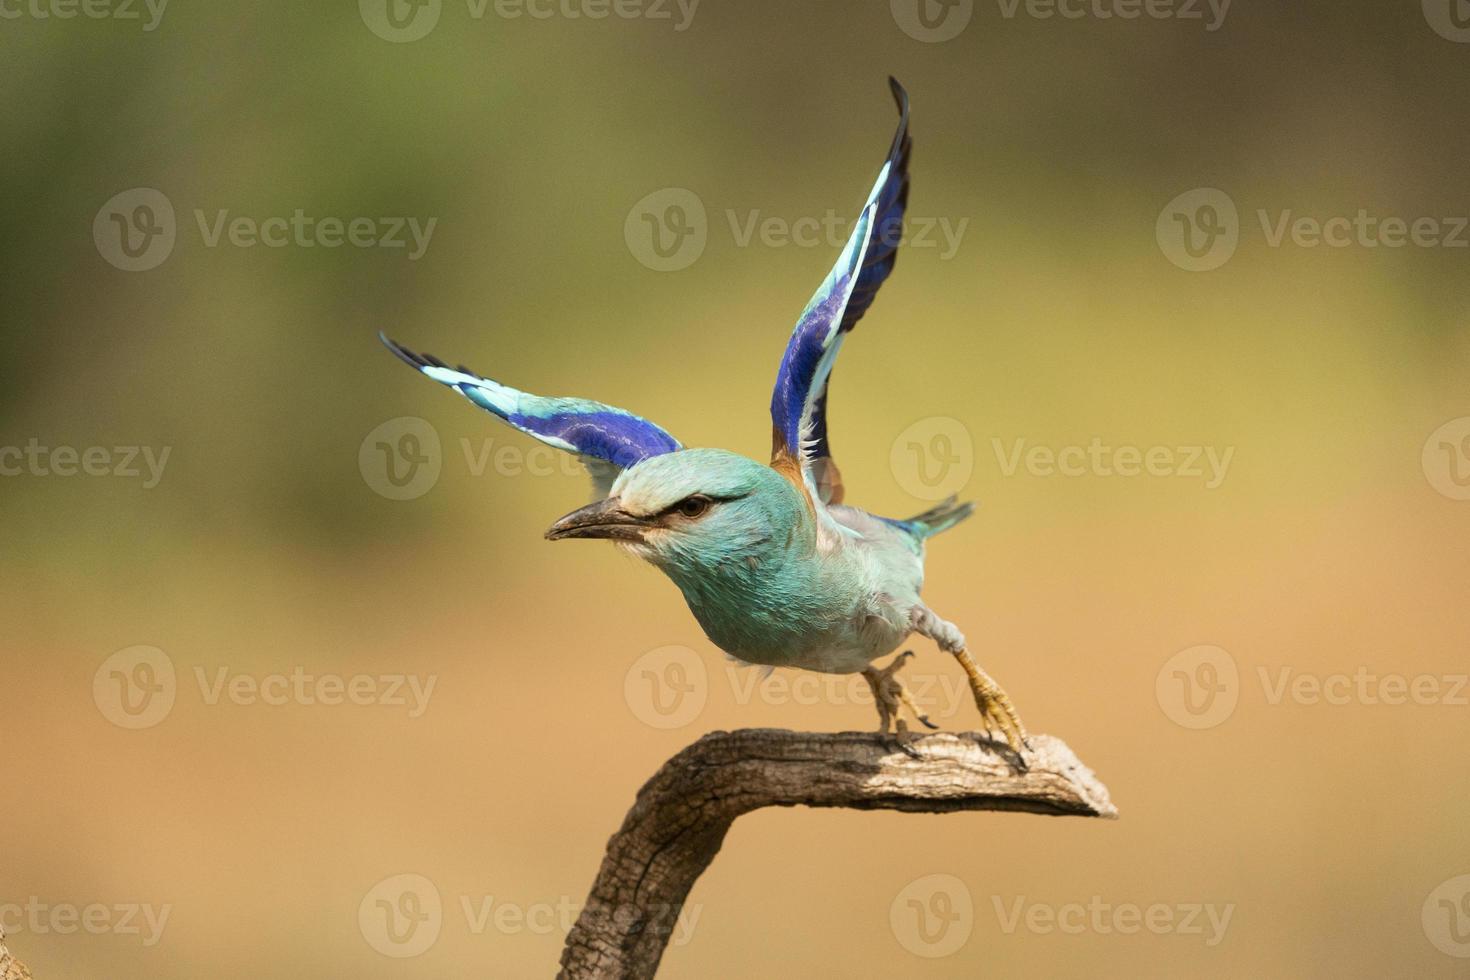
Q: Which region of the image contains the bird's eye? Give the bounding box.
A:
[675,495,712,519]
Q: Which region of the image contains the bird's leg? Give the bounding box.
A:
[910,606,1029,756]
[862,651,939,756]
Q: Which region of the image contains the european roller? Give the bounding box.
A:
[381,78,1029,753]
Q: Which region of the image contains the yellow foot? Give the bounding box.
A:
[950,648,1029,756]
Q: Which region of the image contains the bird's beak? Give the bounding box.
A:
[544,498,650,543]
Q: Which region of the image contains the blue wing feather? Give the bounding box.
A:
[380,333,681,492]
[769,77,913,501]
[836,79,911,340]
[769,204,875,463]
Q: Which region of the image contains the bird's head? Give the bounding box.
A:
[544,448,811,578]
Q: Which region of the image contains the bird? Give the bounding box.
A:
[380,77,1029,754]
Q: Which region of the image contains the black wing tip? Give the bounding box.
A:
[884,77,911,167]
[380,333,486,380]
[887,76,910,116]
[379,332,428,371]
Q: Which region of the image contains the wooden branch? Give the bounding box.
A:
[558,729,1116,979]
[0,928,32,980]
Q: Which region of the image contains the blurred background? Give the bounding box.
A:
[3,0,1470,976]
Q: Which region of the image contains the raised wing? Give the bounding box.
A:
[769,77,912,508]
[380,333,681,498]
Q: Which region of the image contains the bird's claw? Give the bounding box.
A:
[949,649,1029,764]
[863,651,936,751]
[886,723,925,760]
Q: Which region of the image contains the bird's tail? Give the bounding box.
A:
[892,495,974,539]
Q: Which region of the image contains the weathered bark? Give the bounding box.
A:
[558,729,1116,979]
[0,928,32,980]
